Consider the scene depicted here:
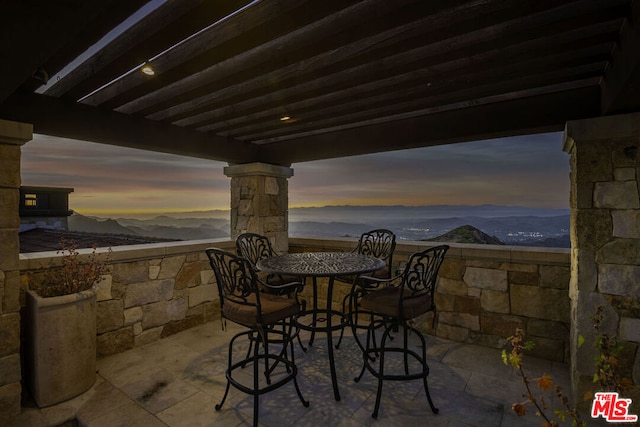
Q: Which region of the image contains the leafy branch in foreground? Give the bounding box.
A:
[589,304,639,415]
[502,328,585,427]
[591,305,629,394]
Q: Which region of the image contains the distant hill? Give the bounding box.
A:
[124,224,227,240]
[69,213,229,240]
[426,225,504,245]
[69,214,142,235]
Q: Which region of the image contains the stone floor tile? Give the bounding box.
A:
[428,360,472,392]
[33,376,109,425]
[96,350,150,389]
[83,401,168,427]
[118,368,200,414]
[441,342,516,379]
[156,391,237,427]
[2,407,49,427]
[465,370,529,404]
[75,380,132,423]
[501,409,550,427]
[430,387,505,426]
[165,322,230,355]
[133,341,205,377]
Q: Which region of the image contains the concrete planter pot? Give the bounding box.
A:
[26,287,97,407]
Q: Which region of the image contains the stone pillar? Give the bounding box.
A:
[224,162,293,253]
[0,119,32,419]
[563,112,640,410]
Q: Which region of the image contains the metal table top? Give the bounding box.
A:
[256,251,385,277]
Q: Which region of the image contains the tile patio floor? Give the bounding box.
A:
[11,321,580,427]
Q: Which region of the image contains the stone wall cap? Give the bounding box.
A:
[564,112,640,145]
[224,162,294,178]
[0,119,33,145]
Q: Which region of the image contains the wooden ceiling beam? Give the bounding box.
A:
[121,0,453,119]
[78,0,361,109]
[0,92,258,163]
[257,86,601,164]
[601,0,640,114]
[0,0,142,103]
[42,0,250,101]
[26,0,151,94]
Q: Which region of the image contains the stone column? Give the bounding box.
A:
[563,112,640,410]
[224,162,293,253]
[0,119,32,418]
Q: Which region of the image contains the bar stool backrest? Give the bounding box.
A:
[206,248,261,314]
[236,233,277,268]
[355,229,396,277]
[398,245,449,312]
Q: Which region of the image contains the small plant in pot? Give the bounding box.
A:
[29,238,111,297]
[26,238,111,407]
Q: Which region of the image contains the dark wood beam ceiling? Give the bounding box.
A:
[1,0,639,165]
[1,92,258,164]
[0,0,149,102]
[601,0,640,114]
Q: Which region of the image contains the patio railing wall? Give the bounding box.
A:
[19,237,570,362]
[289,237,571,363]
[19,239,233,358]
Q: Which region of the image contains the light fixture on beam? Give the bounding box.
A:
[280,115,291,121]
[141,64,156,76]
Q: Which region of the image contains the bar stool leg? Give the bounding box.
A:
[253,330,260,427]
[308,277,319,346]
[215,332,241,412]
[416,327,438,414]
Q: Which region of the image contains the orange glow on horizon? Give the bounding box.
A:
[75,207,230,217]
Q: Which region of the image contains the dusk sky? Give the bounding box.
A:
[20,132,569,218]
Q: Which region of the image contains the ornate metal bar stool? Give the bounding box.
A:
[335,229,396,351]
[354,245,449,419]
[236,232,308,353]
[235,232,302,293]
[205,248,309,427]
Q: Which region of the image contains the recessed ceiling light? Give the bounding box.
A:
[141,64,155,76]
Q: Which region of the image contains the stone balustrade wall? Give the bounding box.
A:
[19,238,570,365]
[19,240,233,359]
[290,238,571,363]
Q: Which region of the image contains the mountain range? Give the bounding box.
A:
[66,205,570,248]
[69,214,229,240]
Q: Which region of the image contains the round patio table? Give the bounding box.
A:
[257,251,385,401]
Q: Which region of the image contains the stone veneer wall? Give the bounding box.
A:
[0,120,32,419]
[19,239,232,359]
[224,163,293,254]
[290,238,571,363]
[17,237,571,366]
[564,113,640,409]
